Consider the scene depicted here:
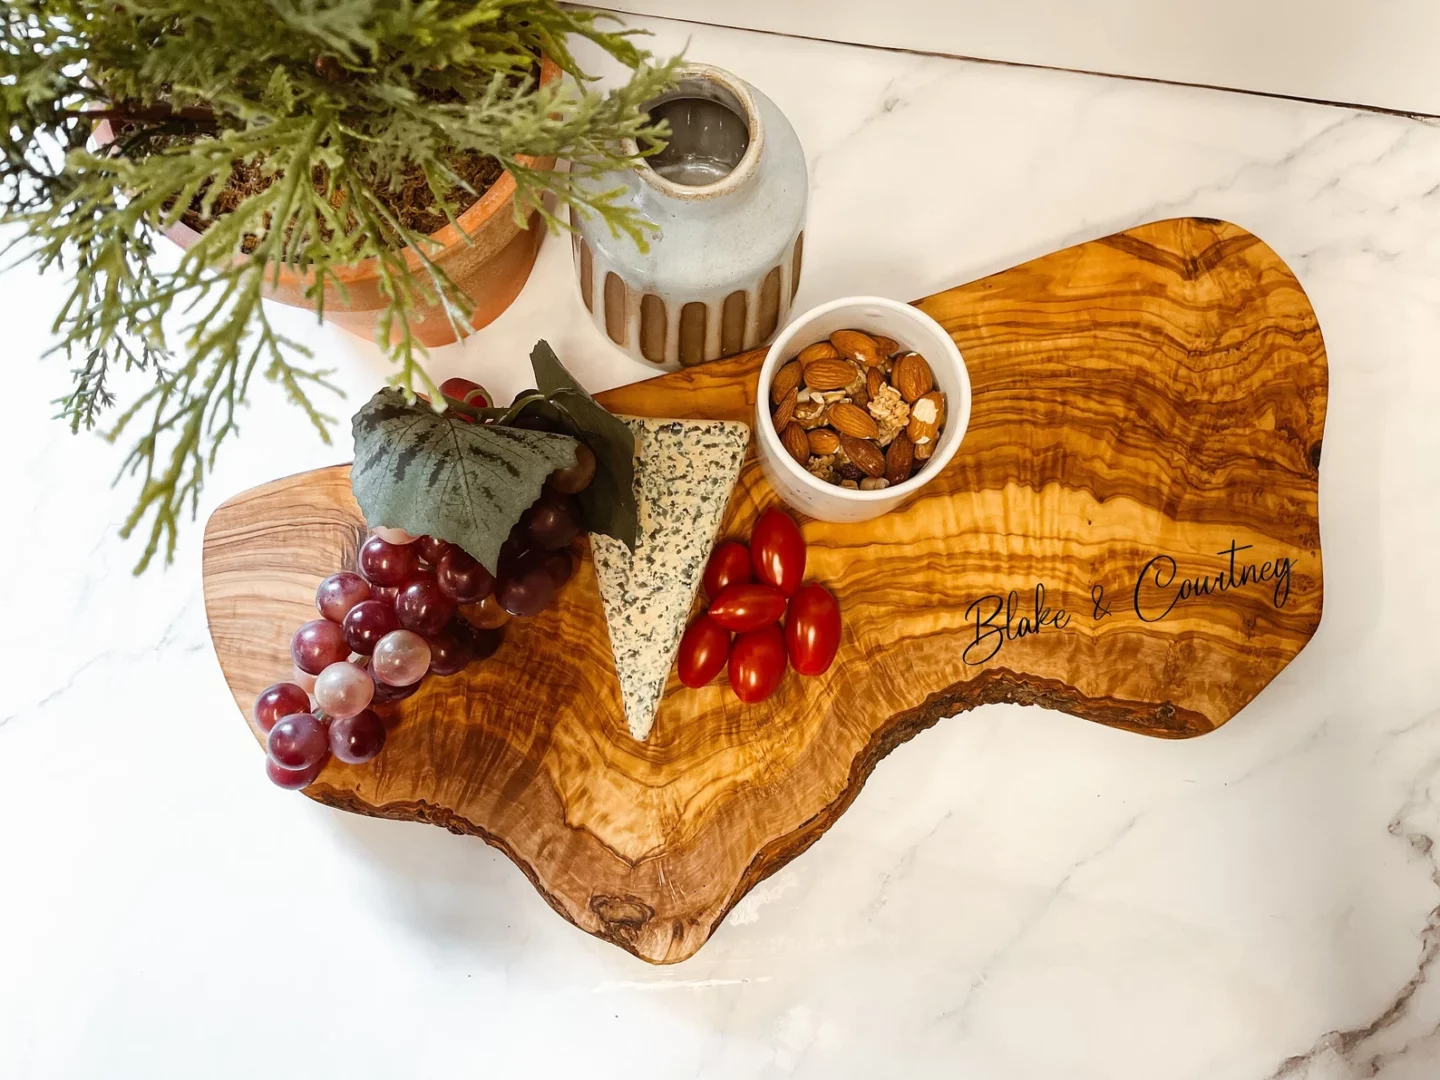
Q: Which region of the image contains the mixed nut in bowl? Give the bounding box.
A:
[755,296,971,522]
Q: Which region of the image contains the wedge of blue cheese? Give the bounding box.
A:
[592,417,751,741]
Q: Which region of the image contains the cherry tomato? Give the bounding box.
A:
[728,624,788,703]
[704,540,753,598]
[750,507,806,595]
[677,615,731,688]
[707,583,787,632]
[785,582,842,676]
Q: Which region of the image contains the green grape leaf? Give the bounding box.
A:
[528,341,639,551]
[351,388,578,575]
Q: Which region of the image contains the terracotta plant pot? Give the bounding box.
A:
[155,57,560,348]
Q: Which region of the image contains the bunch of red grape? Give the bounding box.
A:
[256,381,599,791]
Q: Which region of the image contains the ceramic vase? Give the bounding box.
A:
[571,64,808,368]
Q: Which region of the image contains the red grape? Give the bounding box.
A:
[291,619,349,675]
[268,712,329,770]
[464,624,504,663]
[253,682,311,734]
[541,548,573,588]
[372,629,431,686]
[329,709,386,764]
[371,526,417,545]
[357,535,419,586]
[547,442,596,494]
[343,599,401,656]
[460,593,510,629]
[291,665,318,695]
[395,576,456,637]
[415,535,454,566]
[437,548,494,603]
[266,755,326,790]
[439,377,483,402]
[316,571,371,623]
[510,414,558,432]
[313,660,375,718]
[371,584,399,607]
[524,491,580,550]
[368,663,421,703]
[496,554,554,616]
[426,625,471,676]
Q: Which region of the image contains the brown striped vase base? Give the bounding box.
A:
[571,65,809,369]
[203,218,1326,964]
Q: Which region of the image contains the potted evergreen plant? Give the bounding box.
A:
[0,0,677,569]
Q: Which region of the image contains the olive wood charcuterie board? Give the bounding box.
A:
[202,218,1326,963]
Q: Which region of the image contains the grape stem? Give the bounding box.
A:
[438,393,485,419]
[440,388,552,427]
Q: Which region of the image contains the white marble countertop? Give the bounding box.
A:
[3,14,1439,1080]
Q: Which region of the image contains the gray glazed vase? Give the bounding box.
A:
[571,64,808,369]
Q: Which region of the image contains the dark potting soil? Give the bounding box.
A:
[179,150,505,252]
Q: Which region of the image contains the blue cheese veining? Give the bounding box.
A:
[592,417,751,741]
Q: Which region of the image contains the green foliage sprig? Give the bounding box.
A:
[0,0,677,570]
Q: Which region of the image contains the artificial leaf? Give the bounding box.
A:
[504,395,569,432]
[528,341,639,550]
[351,388,578,574]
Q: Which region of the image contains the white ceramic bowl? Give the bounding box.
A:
[756,296,971,522]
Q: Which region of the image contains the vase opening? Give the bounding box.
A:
[633,66,762,198]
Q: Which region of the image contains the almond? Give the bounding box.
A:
[827,401,880,440]
[830,329,884,368]
[838,434,886,477]
[872,334,901,357]
[772,385,797,429]
[781,421,812,465]
[907,390,944,444]
[892,353,934,403]
[914,438,935,461]
[770,361,803,404]
[885,432,915,485]
[803,357,859,392]
[807,427,840,455]
[798,340,840,365]
[865,367,887,399]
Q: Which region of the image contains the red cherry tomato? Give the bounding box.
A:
[707,583,787,632]
[750,507,806,595]
[677,615,731,688]
[728,624,788,703]
[785,582,842,676]
[704,540,753,598]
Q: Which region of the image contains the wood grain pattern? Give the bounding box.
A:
[203,218,1326,963]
